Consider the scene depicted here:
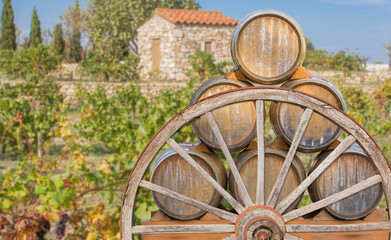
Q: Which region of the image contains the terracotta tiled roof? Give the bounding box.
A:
[154,8,238,26]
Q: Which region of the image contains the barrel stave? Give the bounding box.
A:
[151,142,227,220]
[270,77,346,153]
[308,143,383,220]
[229,148,306,213]
[190,76,257,152]
[231,10,306,85]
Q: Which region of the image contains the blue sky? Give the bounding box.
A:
[3,0,391,63]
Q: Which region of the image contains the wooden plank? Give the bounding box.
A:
[289,67,313,80]
[142,213,233,240]
[267,108,313,207]
[286,222,390,233]
[283,175,382,222]
[276,135,356,213]
[224,67,247,81]
[167,138,244,213]
[139,180,238,223]
[285,233,306,240]
[142,233,231,240]
[152,38,161,71]
[205,112,253,208]
[205,42,212,54]
[222,234,236,240]
[132,224,235,234]
[256,100,265,205]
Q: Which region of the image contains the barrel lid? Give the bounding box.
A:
[190,75,252,105]
[282,76,347,112]
[189,76,256,152]
[231,9,306,85]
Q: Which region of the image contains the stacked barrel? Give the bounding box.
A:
[150,9,382,221]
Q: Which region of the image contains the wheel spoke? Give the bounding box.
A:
[205,112,253,207]
[286,221,390,233]
[285,233,305,240]
[132,224,235,234]
[222,234,236,240]
[283,175,382,222]
[139,180,238,222]
[167,138,245,213]
[256,100,265,205]
[267,108,313,207]
[276,135,356,213]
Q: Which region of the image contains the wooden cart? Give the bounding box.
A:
[120,86,391,240]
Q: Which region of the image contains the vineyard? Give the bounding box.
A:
[0,46,391,239]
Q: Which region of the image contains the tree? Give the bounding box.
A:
[86,0,200,59]
[385,42,391,71]
[53,23,65,56]
[1,0,16,50]
[69,1,83,62]
[70,28,82,62]
[28,7,42,48]
[305,37,315,52]
[187,49,231,82]
[60,0,87,62]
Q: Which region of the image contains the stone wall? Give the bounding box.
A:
[138,15,235,81]
[1,69,390,107]
[308,70,391,93]
[0,80,188,108]
[138,15,177,81]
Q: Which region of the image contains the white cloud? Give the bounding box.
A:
[320,0,391,5]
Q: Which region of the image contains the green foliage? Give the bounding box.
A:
[375,78,391,109]
[0,75,199,238]
[0,45,60,81]
[305,37,315,52]
[69,1,83,63]
[28,7,42,48]
[0,80,64,153]
[2,75,391,238]
[79,50,140,82]
[75,80,196,156]
[1,0,16,50]
[339,85,379,133]
[187,49,231,82]
[336,80,391,137]
[332,50,367,72]
[303,38,367,73]
[86,0,200,59]
[76,84,143,154]
[53,23,65,56]
[70,29,82,62]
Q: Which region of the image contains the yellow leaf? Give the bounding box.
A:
[2,176,11,188]
[86,231,97,240]
[98,160,111,175]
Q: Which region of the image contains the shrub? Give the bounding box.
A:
[79,50,140,82]
[0,45,60,81]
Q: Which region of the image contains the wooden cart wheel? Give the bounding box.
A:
[121,87,391,240]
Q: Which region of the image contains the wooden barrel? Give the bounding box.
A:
[231,9,306,85]
[150,142,227,220]
[269,77,347,153]
[308,143,383,220]
[190,76,257,152]
[229,148,306,213]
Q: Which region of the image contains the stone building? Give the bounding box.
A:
[137,8,238,81]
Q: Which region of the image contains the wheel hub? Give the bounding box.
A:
[235,206,286,240]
